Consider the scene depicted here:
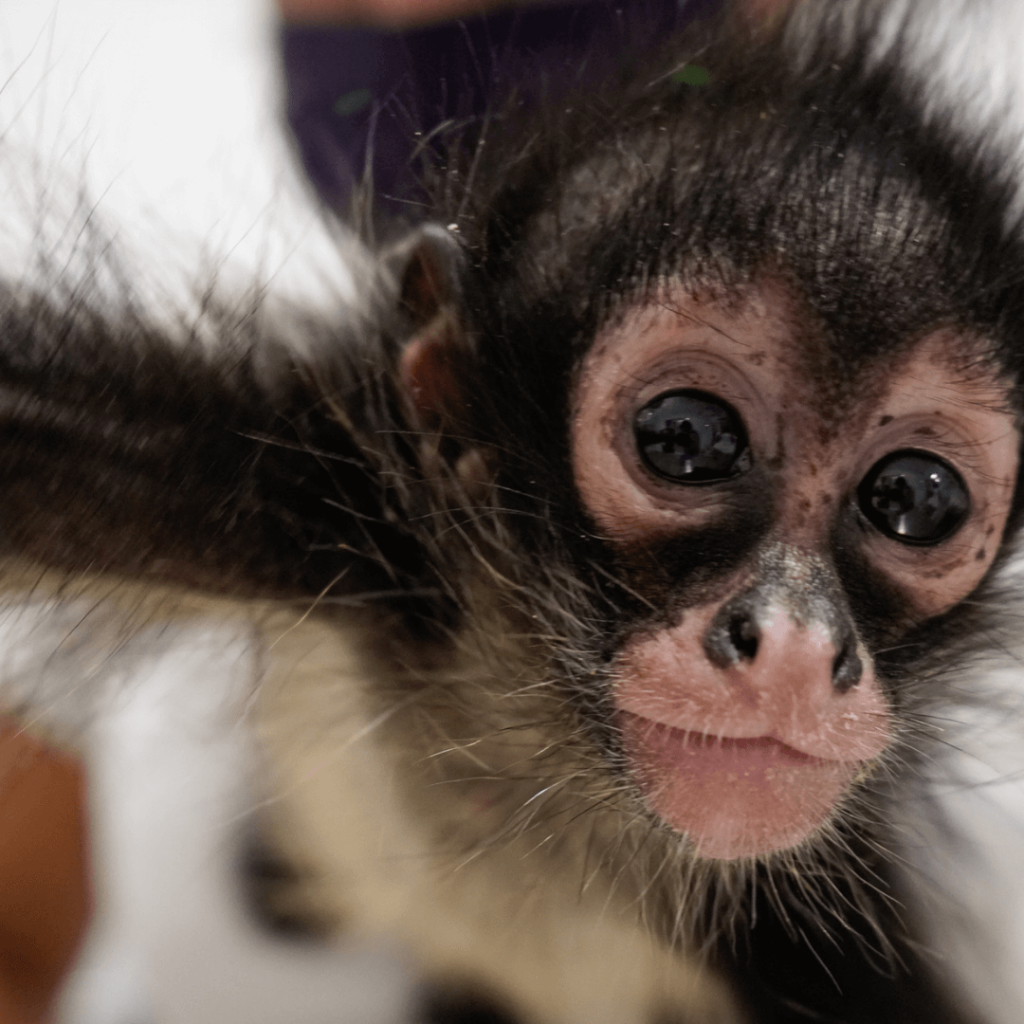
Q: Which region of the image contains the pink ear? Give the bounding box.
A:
[399,311,463,428]
[393,224,466,427]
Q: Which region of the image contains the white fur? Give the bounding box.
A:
[0,0,359,343]
[44,613,415,1024]
[874,0,1024,222]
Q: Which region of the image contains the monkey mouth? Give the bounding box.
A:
[620,713,861,860]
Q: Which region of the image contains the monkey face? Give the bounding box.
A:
[571,280,1019,859]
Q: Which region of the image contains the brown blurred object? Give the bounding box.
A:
[742,0,793,21]
[0,722,90,1024]
[278,0,516,26]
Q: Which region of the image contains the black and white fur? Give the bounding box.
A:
[0,2,1022,1023]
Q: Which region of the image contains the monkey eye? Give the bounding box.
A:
[634,389,752,483]
[857,449,970,545]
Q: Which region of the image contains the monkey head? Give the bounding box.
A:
[392,20,1024,872]
[402,251,1020,867]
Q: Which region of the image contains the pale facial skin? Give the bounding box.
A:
[572,282,1020,860]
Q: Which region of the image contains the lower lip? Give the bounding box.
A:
[620,713,861,860]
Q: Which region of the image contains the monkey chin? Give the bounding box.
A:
[621,713,862,861]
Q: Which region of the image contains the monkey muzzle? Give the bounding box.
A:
[614,546,890,860]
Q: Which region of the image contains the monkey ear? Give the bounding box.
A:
[393,223,463,323]
[392,225,469,429]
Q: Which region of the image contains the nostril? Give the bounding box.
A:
[704,600,761,667]
[728,614,759,662]
[831,635,863,692]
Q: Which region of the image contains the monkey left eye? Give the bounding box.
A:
[857,449,970,545]
[634,389,752,483]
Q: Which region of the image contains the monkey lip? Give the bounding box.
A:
[621,712,862,860]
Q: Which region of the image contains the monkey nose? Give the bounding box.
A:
[703,603,863,693]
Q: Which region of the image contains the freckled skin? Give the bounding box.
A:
[572,278,1020,859]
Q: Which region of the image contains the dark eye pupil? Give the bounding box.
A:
[857,450,970,545]
[634,389,752,483]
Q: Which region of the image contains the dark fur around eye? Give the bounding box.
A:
[857,449,970,545]
[634,390,752,484]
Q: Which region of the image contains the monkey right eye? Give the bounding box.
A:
[857,449,971,545]
[634,389,752,483]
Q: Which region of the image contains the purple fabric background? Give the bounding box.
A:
[281,0,722,219]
